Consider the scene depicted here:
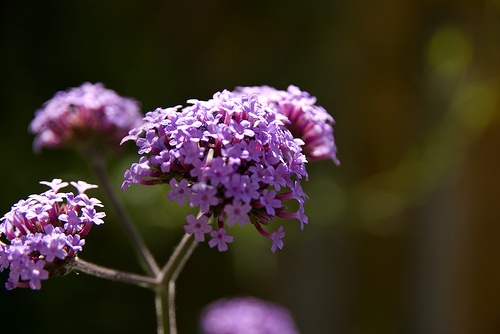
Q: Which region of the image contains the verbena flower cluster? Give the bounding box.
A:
[122,86,337,252]
[29,82,143,152]
[200,296,299,334]
[0,179,105,290]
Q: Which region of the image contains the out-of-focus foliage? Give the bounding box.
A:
[1,1,499,333]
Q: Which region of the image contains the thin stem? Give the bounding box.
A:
[155,288,166,334]
[168,280,178,334]
[167,235,198,334]
[70,257,157,289]
[82,147,160,276]
[71,233,198,334]
[152,232,198,334]
[159,233,197,283]
[69,165,199,334]
[155,233,198,334]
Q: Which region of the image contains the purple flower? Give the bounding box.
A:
[81,207,106,227]
[70,180,98,194]
[202,157,234,186]
[167,178,192,205]
[21,260,49,290]
[40,225,68,262]
[137,129,158,154]
[208,228,234,252]
[29,82,143,153]
[122,87,336,251]
[270,226,285,253]
[259,189,282,216]
[200,296,299,334]
[0,179,105,290]
[223,201,251,227]
[183,214,212,242]
[66,234,85,252]
[59,210,82,232]
[40,179,69,192]
[188,183,220,214]
[234,85,340,164]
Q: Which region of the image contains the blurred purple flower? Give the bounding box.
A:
[29,82,143,152]
[0,179,105,290]
[200,296,300,334]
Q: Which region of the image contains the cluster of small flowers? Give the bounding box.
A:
[0,179,105,290]
[122,86,337,252]
[200,296,299,334]
[29,82,143,152]
[234,85,339,165]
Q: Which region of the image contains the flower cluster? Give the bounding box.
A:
[29,82,143,153]
[122,86,337,252]
[200,296,299,334]
[234,85,339,165]
[0,179,105,290]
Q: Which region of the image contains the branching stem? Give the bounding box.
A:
[73,232,198,334]
[82,147,161,277]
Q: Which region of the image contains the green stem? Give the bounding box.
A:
[83,147,161,276]
[73,233,198,334]
[167,281,178,334]
[70,257,157,289]
[159,233,197,282]
[163,233,198,334]
[155,287,166,334]
[75,145,201,333]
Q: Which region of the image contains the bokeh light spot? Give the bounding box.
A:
[426,24,473,78]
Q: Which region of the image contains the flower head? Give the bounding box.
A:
[29,82,143,153]
[122,88,317,252]
[0,179,105,290]
[200,296,299,334]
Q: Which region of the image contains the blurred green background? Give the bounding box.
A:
[1,0,500,333]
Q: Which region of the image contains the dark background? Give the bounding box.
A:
[1,0,500,333]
